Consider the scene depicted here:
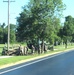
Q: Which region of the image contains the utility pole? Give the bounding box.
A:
[3,0,15,51]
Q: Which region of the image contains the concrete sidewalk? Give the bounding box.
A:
[0,56,13,59]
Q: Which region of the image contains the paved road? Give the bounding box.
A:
[0,50,74,75]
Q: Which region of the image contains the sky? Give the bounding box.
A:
[0,0,29,25]
[0,0,74,25]
[62,0,74,22]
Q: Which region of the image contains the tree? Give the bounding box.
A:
[0,23,7,44]
[63,15,74,48]
[0,23,16,44]
[0,25,3,43]
[10,24,16,43]
[17,0,65,52]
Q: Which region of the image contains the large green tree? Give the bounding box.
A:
[17,0,65,52]
[17,0,64,39]
[63,15,74,48]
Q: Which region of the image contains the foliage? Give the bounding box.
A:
[0,23,16,44]
[0,23,7,44]
[17,0,65,45]
[10,24,16,43]
[59,15,74,48]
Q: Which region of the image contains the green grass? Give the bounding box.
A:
[0,43,74,67]
[0,44,4,56]
[54,43,74,51]
[0,50,60,66]
[0,54,40,66]
[0,56,30,65]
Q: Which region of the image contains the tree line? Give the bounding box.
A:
[0,0,74,50]
[0,23,16,44]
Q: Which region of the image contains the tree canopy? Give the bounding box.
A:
[17,0,65,45]
[0,23,16,44]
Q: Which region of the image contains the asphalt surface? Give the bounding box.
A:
[0,50,74,75]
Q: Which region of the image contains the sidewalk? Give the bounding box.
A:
[0,56,13,59]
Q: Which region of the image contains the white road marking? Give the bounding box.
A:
[0,50,73,74]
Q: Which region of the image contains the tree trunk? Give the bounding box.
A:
[65,39,67,49]
[52,40,54,51]
[41,40,44,53]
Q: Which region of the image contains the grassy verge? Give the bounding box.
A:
[0,44,74,68]
[0,56,34,66]
[0,44,4,56]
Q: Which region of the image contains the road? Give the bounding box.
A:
[0,50,74,75]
